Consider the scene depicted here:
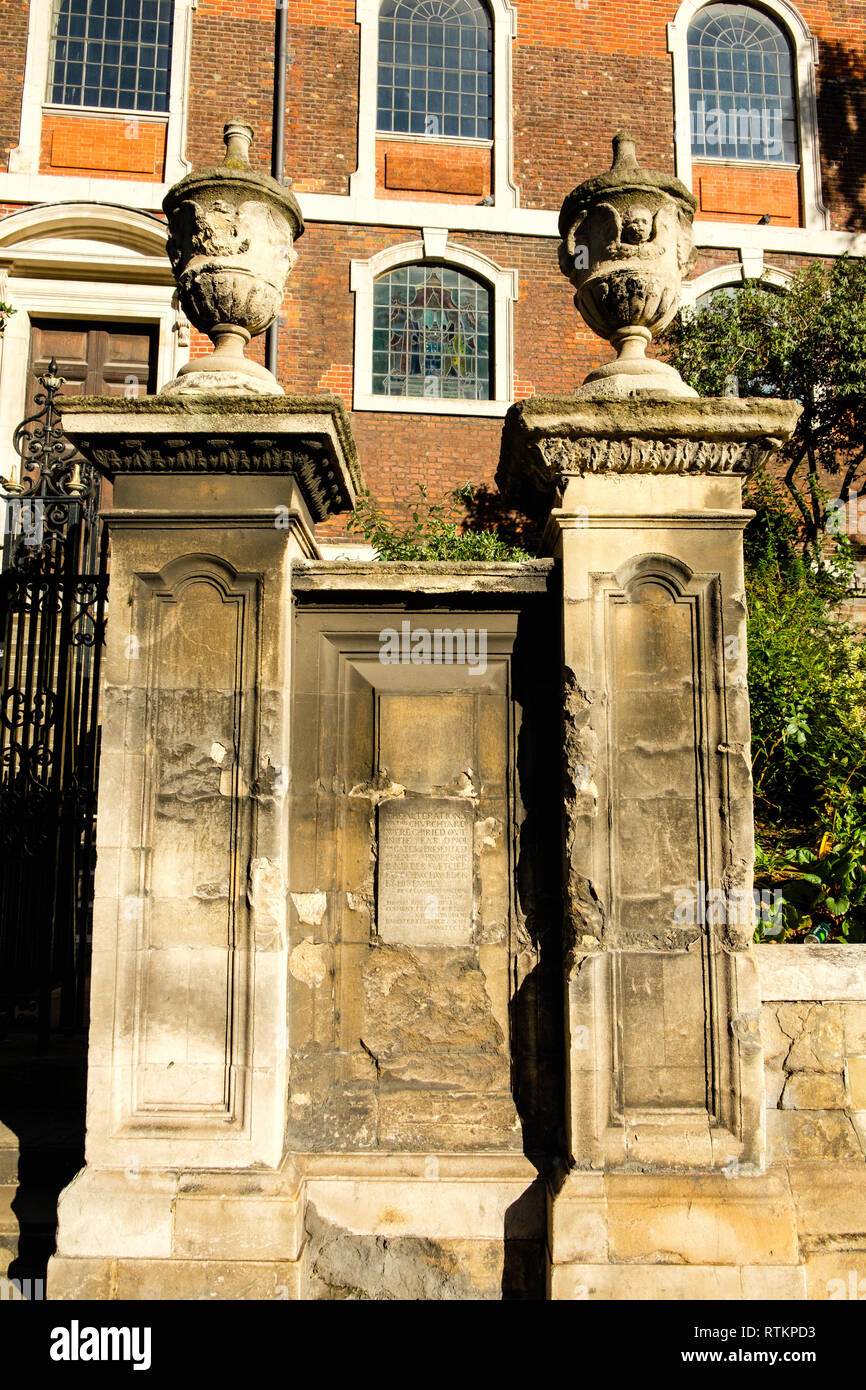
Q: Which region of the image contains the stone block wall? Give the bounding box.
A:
[756,945,866,1301]
[763,1001,866,1164]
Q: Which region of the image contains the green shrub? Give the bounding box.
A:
[659,256,866,552]
[745,472,866,941]
[347,483,533,562]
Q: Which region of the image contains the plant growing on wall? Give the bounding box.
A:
[347,483,534,561]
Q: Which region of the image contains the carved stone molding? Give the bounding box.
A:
[537,434,767,477]
[497,394,802,520]
[57,394,362,523]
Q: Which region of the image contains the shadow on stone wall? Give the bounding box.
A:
[815,40,866,232]
[0,1032,87,1290]
[503,584,567,1298]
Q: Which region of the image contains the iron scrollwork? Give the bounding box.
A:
[1,358,94,576]
[0,361,108,1037]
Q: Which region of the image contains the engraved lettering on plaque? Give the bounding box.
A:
[377,799,474,946]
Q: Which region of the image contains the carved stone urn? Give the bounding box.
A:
[161,119,304,395]
[558,131,698,399]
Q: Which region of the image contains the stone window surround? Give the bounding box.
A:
[0,203,188,484]
[7,0,194,184]
[667,0,830,232]
[350,0,519,212]
[350,229,518,416]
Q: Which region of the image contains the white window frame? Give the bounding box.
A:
[667,0,830,231]
[0,203,188,483]
[350,0,519,212]
[350,228,517,416]
[7,0,193,187]
[680,257,793,309]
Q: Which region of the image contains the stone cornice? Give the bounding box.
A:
[292,558,555,596]
[497,395,802,519]
[57,393,362,522]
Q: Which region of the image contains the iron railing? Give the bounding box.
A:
[0,362,108,1040]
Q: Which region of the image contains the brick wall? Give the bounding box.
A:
[694,164,801,227]
[0,0,28,165]
[39,114,166,180]
[287,14,359,196]
[513,40,676,212]
[186,0,274,172]
[377,141,491,203]
[276,220,671,522]
[0,0,864,524]
[0,0,862,221]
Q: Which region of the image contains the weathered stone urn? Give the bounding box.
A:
[558,131,698,398]
[161,119,304,395]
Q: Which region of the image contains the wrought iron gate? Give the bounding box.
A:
[0,362,108,1040]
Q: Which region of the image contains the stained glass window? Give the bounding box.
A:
[688,4,797,162]
[372,265,491,400]
[377,0,493,140]
[48,0,175,113]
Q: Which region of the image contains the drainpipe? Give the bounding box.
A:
[265,0,289,378]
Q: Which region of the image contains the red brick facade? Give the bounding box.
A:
[40,113,167,179]
[0,0,864,528]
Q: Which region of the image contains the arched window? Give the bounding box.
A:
[377,0,493,140]
[372,263,491,400]
[687,4,797,163]
[48,0,175,113]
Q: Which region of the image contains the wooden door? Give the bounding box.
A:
[28,319,159,408]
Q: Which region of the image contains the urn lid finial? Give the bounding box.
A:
[558,131,697,239]
[610,129,639,176]
[223,119,254,168]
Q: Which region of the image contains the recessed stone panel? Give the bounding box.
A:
[379,692,475,792]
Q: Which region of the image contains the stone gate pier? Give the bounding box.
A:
[44,125,866,1300]
[498,395,804,1298]
[46,394,361,1299]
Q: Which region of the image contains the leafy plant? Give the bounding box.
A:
[347,483,534,561]
[659,256,866,554]
[746,479,866,833]
[744,472,866,941]
[756,804,866,943]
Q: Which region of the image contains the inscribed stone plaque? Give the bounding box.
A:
[377,799,474,946]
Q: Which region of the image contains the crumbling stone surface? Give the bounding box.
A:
[784,1005,846,1074]
[780,1073,847,1111]
[562,671,604,963]
[762,1003,866,1162]
[768,1111,863,1163]
[155,736,225,821]
[361,945,506,1090]
[760,1006,791,1066]
[304,1205,497,1301]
